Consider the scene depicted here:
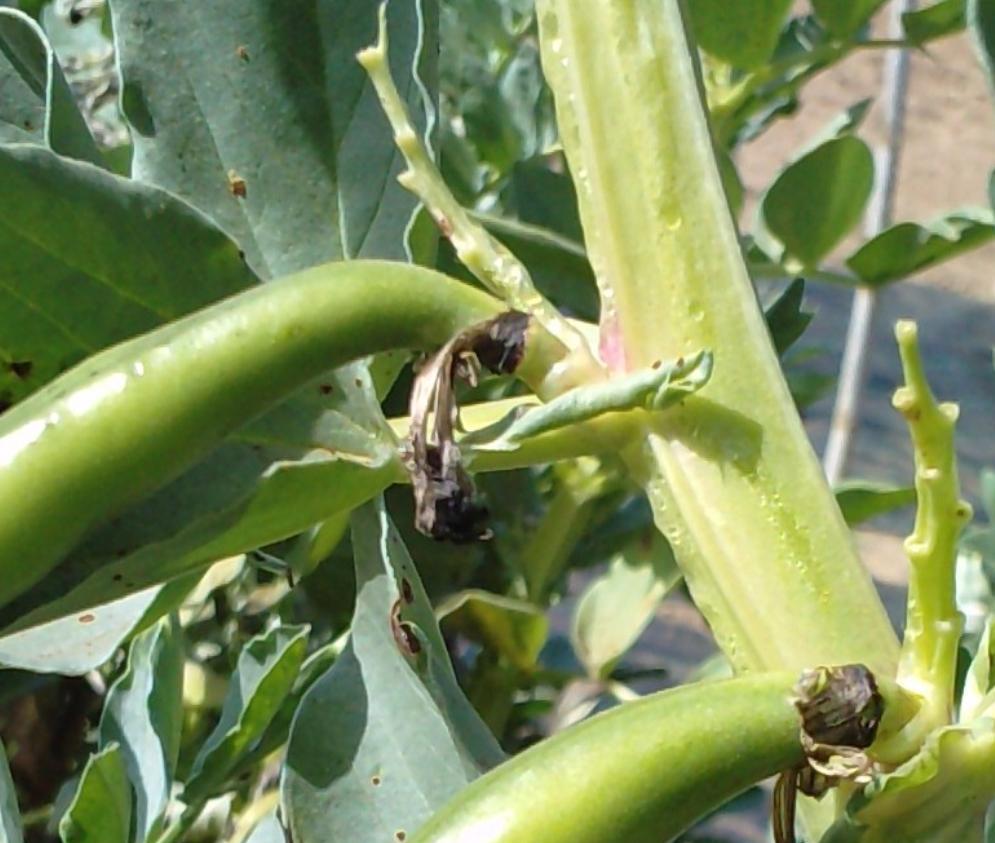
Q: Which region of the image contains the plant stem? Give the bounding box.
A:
[892,321,972,724]
[535,0,899,679]
[358,3,597,372]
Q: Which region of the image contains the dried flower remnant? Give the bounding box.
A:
[406,311,529,542]
[773,664,885,843]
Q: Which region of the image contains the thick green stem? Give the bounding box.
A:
[536,0,898,677]
[892,321,972,724]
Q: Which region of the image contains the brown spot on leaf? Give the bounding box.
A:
[235,44,250,61]
[112,573,124,582]
[227,169,247,198]
[371,775,382,787]
[651,359,662,369]
[395,832,407,842]
[354,378,363,388]
[390,600,423,657]
[319,383,334,395]
[7,360,32,380]
[77,613,95,624]
[401,578,414,604]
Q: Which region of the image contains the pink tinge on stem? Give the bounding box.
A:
[598,312,627,372]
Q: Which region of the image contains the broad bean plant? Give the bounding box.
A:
[0,1,994,842]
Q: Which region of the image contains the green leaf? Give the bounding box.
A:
[761,136,875,267]
[686,0,793,69]
[110,0,434,278]
[971,0,995,95]
[0,144,254,408]
[282,500,503,843]
[0,455,397,635]
[439,590,548,672]
[0,575,193,674]
[834,481,916,525]
[764,278,813,356]
[0,8,100,161]
[571,535,681,679]
[506,157,585,244]
[98,615,183,841]
[59,745,131,843]
[959,617,995,720]
[828,723,995,843]
[185,624,309,802]
[0,739,23,843]
[0,0,444,626]
[903,0,966,44]
[811,0,888,36]
[225,640,340,780]
[846,211,995,287]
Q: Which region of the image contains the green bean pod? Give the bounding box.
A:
[411,673,803,843]
[0,261,519,608]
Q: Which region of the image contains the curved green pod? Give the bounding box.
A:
[0,261,523,608]
[411,673,803,843]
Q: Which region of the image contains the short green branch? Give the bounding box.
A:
[357,4,597,373]
[892,320,972,724]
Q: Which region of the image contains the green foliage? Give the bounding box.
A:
[686,0,793,69]
[762,135,875,268]
[282,501,503,843]
[1,2,993,842]
[187,624,308,802]
[811,0,889,36]
[904,0,967,44]
[847,212,995,287]
[0,8,99,160]
[97,616,183,840]
[58,746,131,843]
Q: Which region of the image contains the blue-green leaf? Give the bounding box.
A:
[0,739,23,843]
[0,8,99,161]
[98,615,183,841]
[282,500,503,843]
[185,624,309,802]
[109,0,434,277]
[0,576,191,674]
[244,813,286,843]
